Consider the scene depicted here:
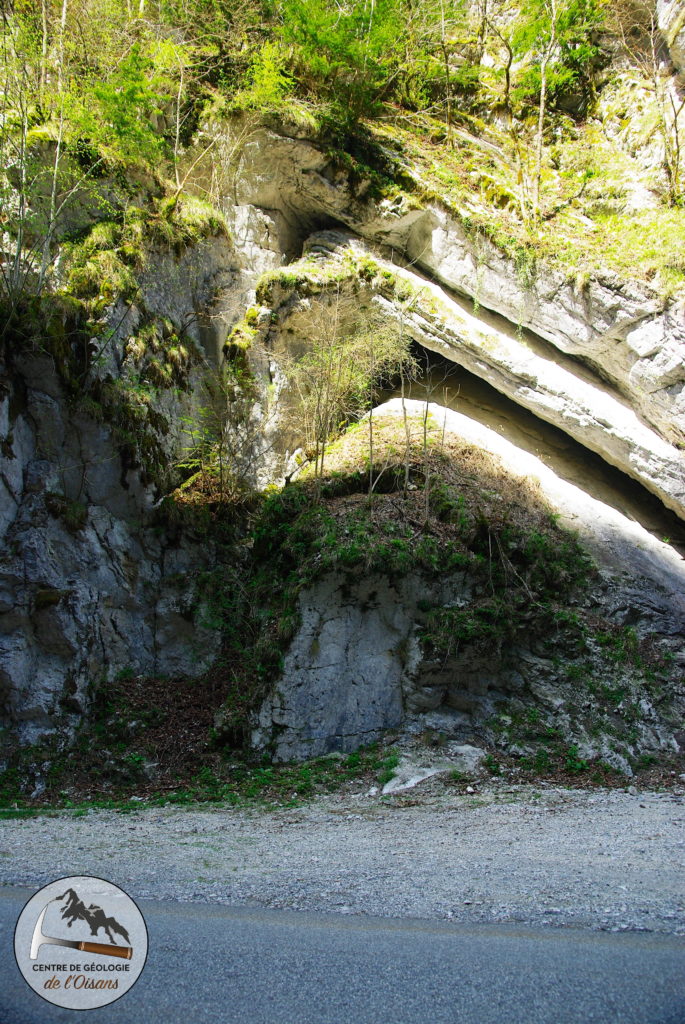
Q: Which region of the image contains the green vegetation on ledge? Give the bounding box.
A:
[2,410,679,809]
[189,412,595,747]
[3,0,684,316]
[0,188,231,493]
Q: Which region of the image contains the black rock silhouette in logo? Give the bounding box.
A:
[57,888,131,945]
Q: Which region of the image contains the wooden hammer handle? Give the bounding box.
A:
[78,941,133,959]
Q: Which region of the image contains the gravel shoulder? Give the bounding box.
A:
[2,783,684,934]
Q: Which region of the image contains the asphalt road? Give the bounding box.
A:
[1,887,683,1024]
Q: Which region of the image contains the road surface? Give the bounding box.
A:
[1,887,683,1024]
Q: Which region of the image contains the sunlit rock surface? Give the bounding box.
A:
[659,0,685,71]
[200,124,685,447]
[258,230,685,520]
[252,400,685,765]
[3,120,685,752]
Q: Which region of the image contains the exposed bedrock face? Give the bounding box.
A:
[253,564,684,772]
[251,571,537,765]
[4,119,685,754]
[259,231,685,521]
[252,402,685,769]
[137,234,252,366]
[403,209,685,449]
[658,0,685,71]
[251,576,417,763]
[0,347,222,747]
[0,232,254,746]
[200,123,685,448]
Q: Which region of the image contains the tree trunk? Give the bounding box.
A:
[533,51,549,220]
[57,0,68,95]
[40,0,49,100]
[533,0,557,223]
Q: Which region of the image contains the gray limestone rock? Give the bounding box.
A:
[191,122,685,448]
[251,401,685,766]
[0,231,249,746]
[4,115,685,765]
[264,232,685,520]
[251,576,422,761]
[658,0,685,70]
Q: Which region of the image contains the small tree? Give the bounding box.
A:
[0,1,184,325]
[281,287,414,485]
[175,358,269,500]
[511,0,606,221]
[281,0,406,125]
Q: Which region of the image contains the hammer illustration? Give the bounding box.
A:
[30,906,133,960]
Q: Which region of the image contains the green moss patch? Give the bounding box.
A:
[64,195,230,314]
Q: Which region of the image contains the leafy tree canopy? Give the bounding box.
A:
[280,0,407,122]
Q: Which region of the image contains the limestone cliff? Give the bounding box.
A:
[1,106,684,780]
[0,218,245,745]
[659,0,685,72]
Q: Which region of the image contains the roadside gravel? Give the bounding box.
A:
[2,783,683,934]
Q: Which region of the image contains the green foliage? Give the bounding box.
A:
[224,306,260,353]
[254,247,416,305]
[281,0,406,123]
[595,626,639,665]
[2,0,680,312]
[377,749,400,786]
[429,483,469,530]
[66,247,138,306]
[514,736,592,777]
[233,42,293,110]
[252,481,475,584]
[564,743,589,773]
[511,0,607,109]
[0,736,400,810]
[267,278,416,477]
[45,494,88,533]
[63,194,227,314]
[81,45,166,163]
[173,359,258,502]
[577,209,685,296]
[421,600,512,658]
[155,194,230,245]
[418,508,591,660]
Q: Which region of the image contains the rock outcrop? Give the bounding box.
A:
[254,230,685,520]
[252,402,685,771]
[0,229,250,746]
[3,115,685,762]
[0,351,218,745]
[659,0,685,71]
[197,122,685,448]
